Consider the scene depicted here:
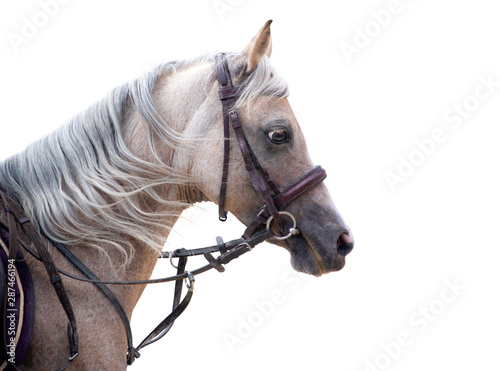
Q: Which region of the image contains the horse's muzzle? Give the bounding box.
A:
[337,232,354,256]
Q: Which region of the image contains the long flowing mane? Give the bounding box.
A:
[0,53,289,263]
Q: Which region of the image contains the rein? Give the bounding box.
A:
[0,53,327,369]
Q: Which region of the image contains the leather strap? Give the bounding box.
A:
[51,241,138,366]
[216,53,234,221]
[215,54,280,221]
[0,192,79,370]
[135,255,192,353]
[274,166,326,211]
[215,53,327,227]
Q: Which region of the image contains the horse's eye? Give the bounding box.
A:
[267,129,289,144]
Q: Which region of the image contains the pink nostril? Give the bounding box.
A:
[337,232,354,256]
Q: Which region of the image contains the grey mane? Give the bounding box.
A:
[0,53,289,263]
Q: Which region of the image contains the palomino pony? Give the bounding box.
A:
[0,21,353,370]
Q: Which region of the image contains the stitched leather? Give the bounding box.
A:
[215,53,326,225]
[274,166,327,210]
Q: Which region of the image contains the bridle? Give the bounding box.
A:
[215,53,327,237]
[0,53,327,369]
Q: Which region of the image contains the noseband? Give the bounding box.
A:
[215,53,327,238]
[0,54,327,369]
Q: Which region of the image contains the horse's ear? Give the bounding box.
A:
[240,20,273,74]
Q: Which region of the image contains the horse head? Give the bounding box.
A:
[185,21,354,276]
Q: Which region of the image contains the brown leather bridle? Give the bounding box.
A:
[215,52,327,239]
[0,53,329,369]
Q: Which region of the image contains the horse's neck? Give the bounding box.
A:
[0,62,219,369]
[12,63,214,312]
[101,67,214,309]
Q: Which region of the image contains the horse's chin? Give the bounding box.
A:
[283,235,346,277]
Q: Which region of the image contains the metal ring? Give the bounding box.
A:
[238,241,252,251]
[184,272,195,292]
[265,211,300,241]
[169,251,178,269]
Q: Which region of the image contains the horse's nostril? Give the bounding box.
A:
[337,232,354,256]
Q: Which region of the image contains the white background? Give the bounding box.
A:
[1,1,499,370]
